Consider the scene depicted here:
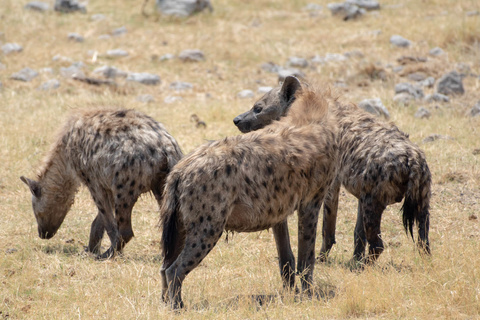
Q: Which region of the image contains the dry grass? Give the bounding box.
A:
[1,0,480,318]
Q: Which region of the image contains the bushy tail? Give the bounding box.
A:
[402,158,431,254]
[160,174,184,262]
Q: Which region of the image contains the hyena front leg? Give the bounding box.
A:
[297,194,322,295]
[319,179,341,261]
[88,214,105,254]
[272,220,296,290]
[353,200,367,262]
[114,201,137,253]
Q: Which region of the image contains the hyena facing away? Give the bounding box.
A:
[234,76,431,263]
[21,108,183,259]
[160,87,340,309]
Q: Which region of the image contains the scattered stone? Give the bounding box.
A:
[106,49,129,58]
[98,34,111,40]
[68,32,84,42]
[164,96,182,104]
[261,62,281,73]
[60,65,85,78]
[303,3,323,11]
[127,73,161,85]
[390,35,411,48]
[344,50,364,58]
[393,92,414,106]
[468,101,480,117]
[311,53,347,64]
[112,26,127,37]
[346,0,379,10]
[327,2,366,20]
[287,57,308,68]
[419,76,435,88]
[277,68,306,82]
[54,0,87,13]
[52,54,73,63]
[436,71,464,96]
[6,248,17,254]
[395,82,424,99]
[455,62,471,76]
[73,76,116,86]
[414,107,431,119]
[407,72,427,82]
[38,79,60,90]
[397,55,427,64]
[136,94,155,103]
[258,86,273,94]
[170,81,193,91]
[358,98,390,119]
[90,13,106,21]
[429,47,445,56]
[93,65,127,79]
[10,68,39,82]
[424,93,449,103]
[466,10,479,16]
[237,89,254,99]
[393,66,404,73]
[159,53,175,61]
[2,43,23,55]
[156,0,213,17]
[178,49,205,62]
[25,1,50,11]
[422,134,454,143]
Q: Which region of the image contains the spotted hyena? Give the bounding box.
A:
[234,76,431,263]
[21,108,183,259]
[160,86,340,309]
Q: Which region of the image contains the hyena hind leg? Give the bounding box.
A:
[87,214,105,254]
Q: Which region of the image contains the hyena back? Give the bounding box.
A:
[21,108,183,259]
[234,76,431,263]
[160,87,339,309]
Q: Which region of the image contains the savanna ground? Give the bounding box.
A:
[1,0,480,318]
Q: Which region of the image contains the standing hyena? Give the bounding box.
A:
[160,86,340,309]
[234,76,431,263]
[21,108,183,259]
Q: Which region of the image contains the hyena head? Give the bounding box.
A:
[233,76,302,133]
[20,176,72,239]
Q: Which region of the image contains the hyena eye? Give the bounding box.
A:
[253,105,263,114]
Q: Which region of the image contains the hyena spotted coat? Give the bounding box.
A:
[21,108,183,259]
[160,87,340,309]
[234,76,431,262]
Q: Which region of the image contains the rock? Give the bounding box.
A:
[393,92,414,106]
[393,66,404,73]
[429,47,445,56]
[436,71,464,96]
[106,49,129,58]
[5,248,17,254]
[136,94,155,103]
[10,68,39,82]
[25,1,50,11]
[424,93,449,103]
[346,0,380,10]
[2,43,23,55]
[156,0,213,17]
[159,54,175,61]
[303,3,323,11]
[327,2,366,20]
[98,34,111,40]
[127,73,161,85]
[38,79,60,90]
[40,67,53,74]
[112,26,127,37]
[358,98,390,119]
[178,49,205,62]
[414,107,431,119]
[311,53,347,64]
[287,57,308,68]
[68,32,84,42]
[407,72,427,82]
[390,35,411,48]
[466,10,479,16]
[170,81,193,91]
[261,62,281,73]
[395,82,424,99]
[237,89,254,99]
[344,50,364,58]
[277,68,306,82]
[419,76,435,88]
[258,86,273,94]
[60,65,85,78]
[422,134,454,143]
[54,0,86,13]
[90,13,106,21]
[93,66,127,79]
[164,96,182,104]
[52,54,73,63]
[468,101,480,117]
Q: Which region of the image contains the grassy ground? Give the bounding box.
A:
[1,0,480,318]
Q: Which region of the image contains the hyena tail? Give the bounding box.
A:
[402,159,431,255]
[160,175,185,263]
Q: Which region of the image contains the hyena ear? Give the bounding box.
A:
[20,176,42,198]
[280,76,302,105]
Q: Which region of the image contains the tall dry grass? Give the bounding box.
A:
[1,0,479,319]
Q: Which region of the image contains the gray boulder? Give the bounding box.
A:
[136,94,155,103]
[2,43,23,55]
[38,79,60,90]
[424,93,449,103]
[60,65,85,78]
[414,107,431,119]
[393,92,414,106]
[93,66,128,79]
[468,101,480,117]
[261,62,281,73]
[287,57,308,68]
[429,47,445,56]
[127,73,161,85]
[277,68,306,82]
[68,33,84,42]
[395,82,424,99]
[346,0,380,10]
[164,96,183,104]
[156,0,213,17]
[106,49,129,58]
[237,90,254,99]
[178,49,205,62]
[170,81,193,91]
[419,76,435,88]
[11,68,39,82]
[90,14,106,21]
[112,26,127,37]
[358,98,390,119]
[327,2,366,20]
[25,1,50,11]
[258,86,273,94]
[54,0,86,13]
[436,71,464,95]
[390,35,411,48]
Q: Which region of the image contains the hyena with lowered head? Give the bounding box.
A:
[21,108,183,259]
[160,86,340,309]
[234,76,431,263]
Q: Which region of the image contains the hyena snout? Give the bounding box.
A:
[38,225,57,239]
